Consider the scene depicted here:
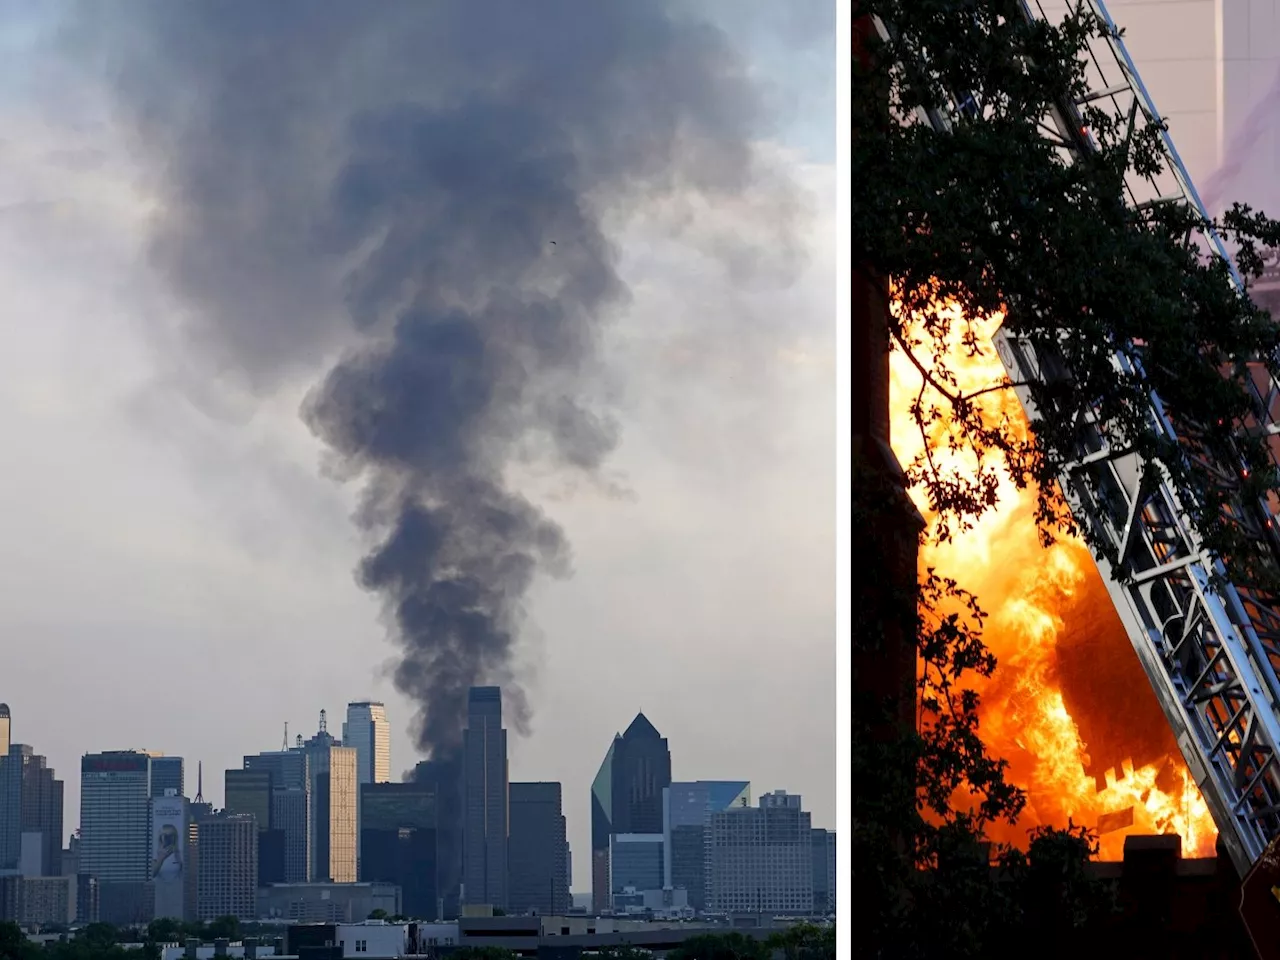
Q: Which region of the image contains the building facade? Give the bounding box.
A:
[150,794,188,921]
[609,834,665,909]
[508,782,569,917]
[195,813,258,922]
[663,781,750,911]
[0,745,22,870]
[591,713,671,914]
[308,743,358,884]
[811,829,836,916]
[150,757,185,800]
[258,881,400,923]
[20,752,65,877]
[342,702,391,786]
[245,748,311,883]
[359,781,438,920]
[272,789,311,885]
[463,686,507,909]
[80,751,154,924]
[706,791,813,915]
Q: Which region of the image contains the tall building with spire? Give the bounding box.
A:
[590,712,672,914]
[302,710,358,883]
[462,686,508,909]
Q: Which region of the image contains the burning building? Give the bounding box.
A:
[888,302,1217,859]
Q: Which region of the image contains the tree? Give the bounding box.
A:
[146,918,186,945]
[447,948,518,960]
[856,0,1280,568]
[77,923,121,950]
[665,932,769,960]
[0,922,38,960]
[588,948,653,959]
[764,923,836,960]
[203,916,241,942]
[850,0,1279,955]
[367,909,389,921]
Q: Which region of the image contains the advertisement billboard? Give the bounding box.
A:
[151,796,186,920]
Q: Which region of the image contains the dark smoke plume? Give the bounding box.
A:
[73,0,777,756]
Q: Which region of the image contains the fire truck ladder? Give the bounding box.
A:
[877,0,1280,876]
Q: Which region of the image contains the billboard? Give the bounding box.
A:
[151,796,186,920]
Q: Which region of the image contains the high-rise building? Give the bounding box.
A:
[590,713,671,914]
[80,751,154,925]
[302,715,358,884]
[342,702,391,786]
[0,709,21,871]
[150,795,188,921]
[608,834,664,907]
[359,781,437,920]
[413,756,463,920]
[508,782,569,917]
[19,751,65,877]
[706,790,813,915]
[811,829,836,916]
[150,757,185,800]
[225,768,287,885]
[195,813,257,922]
[245,747,312,883]
[272,789,310,885]
[225,769,272,829]
[662,781,750,911]
[462,686,508,909]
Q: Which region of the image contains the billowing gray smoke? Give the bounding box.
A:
[73,0,772,756]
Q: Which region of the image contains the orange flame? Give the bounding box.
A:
[889,298,1217,859]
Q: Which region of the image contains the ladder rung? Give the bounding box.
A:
[1076,82,1132,105]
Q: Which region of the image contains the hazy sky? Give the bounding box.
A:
[0,1,835,887]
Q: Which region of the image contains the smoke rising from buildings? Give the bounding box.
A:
[71,1,784,756]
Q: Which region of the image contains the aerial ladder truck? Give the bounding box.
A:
[867,0,1280,897]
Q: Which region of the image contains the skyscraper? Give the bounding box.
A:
[663,781,750,911]
[0,746,23,871]
[706,791,813,915]
[20,751,65,877]
[359,781,438,920]
[462,686,507,909]
[508,782,569,917]
[343,702,391,785]
[302,715,358,883]
[245,748,311,883]
[811,828,836,916]
[225,768,286,884]
[80,751,154,924]
[590,713,671,914]
[195,813,257,922]
[0,707,19,872]
[150,757,185,800]
[589,742,615,915]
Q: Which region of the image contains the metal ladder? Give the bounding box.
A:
[880,0,1280,875]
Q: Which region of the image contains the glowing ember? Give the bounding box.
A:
[889,298,1217,859]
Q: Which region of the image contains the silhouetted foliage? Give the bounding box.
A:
[846,0,1280,954]
[665,932,769,960]
[447,948,518,960]
[0,922,39,960]
[202,917,240,943]
[764,923,836,960]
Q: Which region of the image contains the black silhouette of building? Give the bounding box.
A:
[360,781,438,920]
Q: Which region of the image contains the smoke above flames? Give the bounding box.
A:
[61,1,791,757]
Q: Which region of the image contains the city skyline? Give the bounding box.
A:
[0,697,836,896]
[0,0,837,894]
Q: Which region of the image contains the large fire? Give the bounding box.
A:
[888,299,1218,860]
